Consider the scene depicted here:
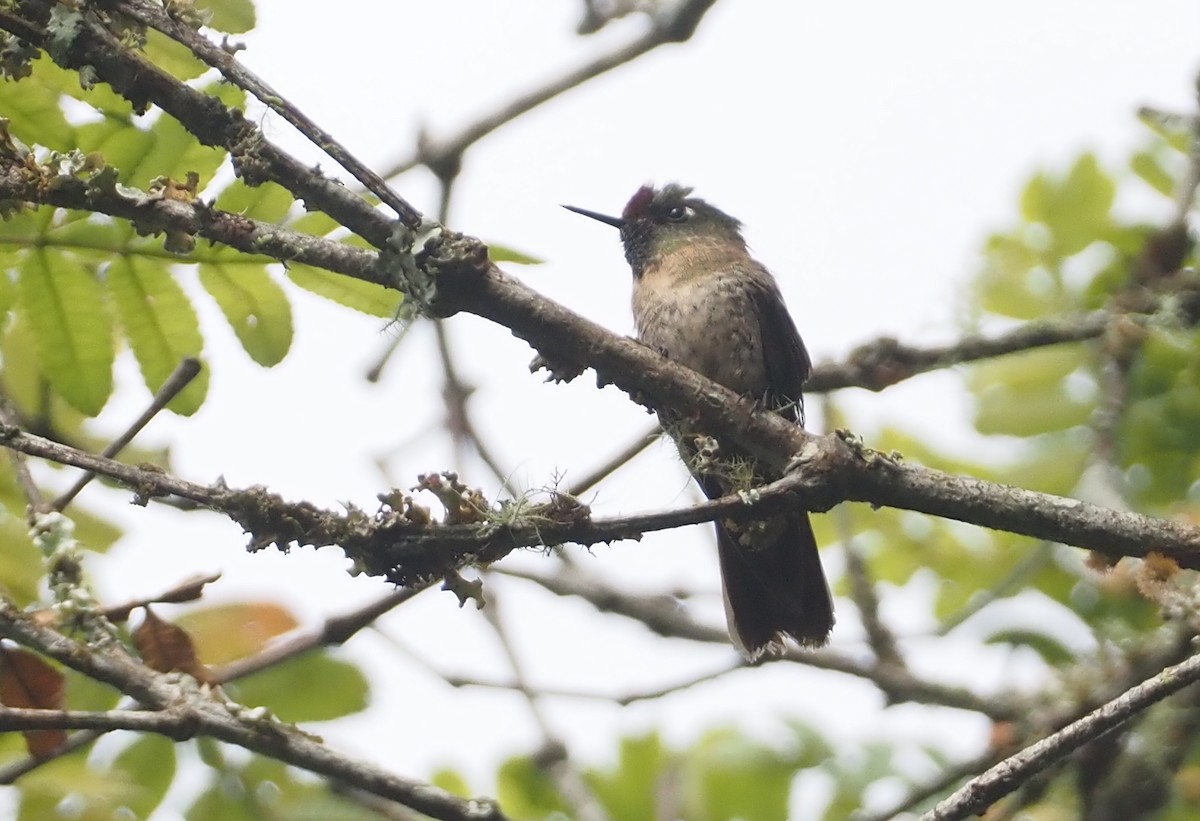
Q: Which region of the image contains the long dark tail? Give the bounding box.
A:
[715,510,834,659]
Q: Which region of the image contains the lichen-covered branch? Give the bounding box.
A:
[924,648,1200,820]
[0,601,506,821]
[0,2,398,246]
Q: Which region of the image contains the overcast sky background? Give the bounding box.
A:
[58,1,1200,816]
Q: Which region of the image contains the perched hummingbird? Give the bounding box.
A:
[565,183,834,659]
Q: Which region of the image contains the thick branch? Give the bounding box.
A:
[0,424,815,585]
[0,161,381,281]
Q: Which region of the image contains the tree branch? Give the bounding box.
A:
[0,706,199,736]
[0,161,381,281]
[497,567,1017,720]
[103,0,422,227]
[0,2,397,246]
[52,357,201,511]
[0,422,821,584]
[0,600,507,821]
[924,647,1200,820]
[379,0,721,179]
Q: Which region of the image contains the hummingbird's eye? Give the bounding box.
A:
[665,205,691,222]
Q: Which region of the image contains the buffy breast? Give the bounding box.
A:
[633,272,767,398]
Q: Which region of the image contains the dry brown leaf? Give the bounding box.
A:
[0,646,67,757]
[133,607,215,685]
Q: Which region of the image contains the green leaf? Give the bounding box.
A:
[975,234,1048,320]
[81,82,245,189]
[431,768,473,799]
[228,653,369,723]
[0,269,14,317]
[15,737,175,821]
[0,62,74,150]
[487,243,544,265]
[496,755,569,818]
[586,733,667,821]
[998,436,1089,496]
[189,754,382,821]
[287,209,342,237]
[75,119,155,178]
[177,601,299,665]
[206,0,258,33]
[70,504,125,554]
[1131,148,1178,198]
[985,629,1075,665]
[198,263,293,365]
[0,313,45,418]
[33,59,132,119]
[1021,154,1115,258]
[287,264,401,318]
[681,728,803,821]
[17,249,114,415]
[143,29,208,82]
[108,258,208,415]
[64,667,123,712]
[968,346,1092,437]
[110,735,177,818]
[0,510,43,606]
[123,104,229,189]
[17,752,99,821]
[974,381,1093,437]
[214,180,295,224]
[47,214,128,256]
[1138,108,1194,154]
[187,785,260,821]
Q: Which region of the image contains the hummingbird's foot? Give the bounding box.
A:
[529,352,584,383]
[629,336,670,358]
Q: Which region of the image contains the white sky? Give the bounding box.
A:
[53,1,1200,817]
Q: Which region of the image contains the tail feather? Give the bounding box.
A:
[715,511,834,659]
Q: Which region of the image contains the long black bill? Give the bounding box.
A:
[562,204,624,229]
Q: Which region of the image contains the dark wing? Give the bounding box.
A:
[748,272,811,424]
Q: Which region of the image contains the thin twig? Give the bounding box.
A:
[935,542,1055,636]
[433,321,519,497]
[444,661,743,706]
[214,586,425,682]
[568,424,661,496]
[854,750,1002,821]
[840,513,904,672]
[497,567,1017,720]
[379,0,721,179]
[0,396,46,520]
[53,357,201,511]
[480,584,611,821]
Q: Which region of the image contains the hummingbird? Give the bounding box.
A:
[565,183,835,659]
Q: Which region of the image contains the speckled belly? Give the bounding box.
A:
[634,274,766,398]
